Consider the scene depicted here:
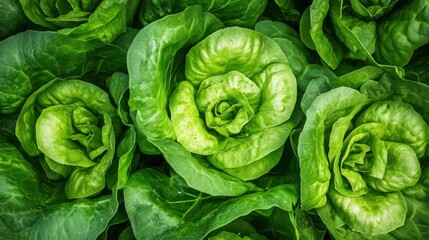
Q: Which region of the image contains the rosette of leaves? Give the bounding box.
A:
[299,0,429,71]
[298,67,429,238]
[128,6,298,196]
[15,79,121,199]
[18,0,140,42]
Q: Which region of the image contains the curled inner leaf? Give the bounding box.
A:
[356,100,429,158]
[36,105,97,168]
[196,71,261,137]
[169,27,297,180]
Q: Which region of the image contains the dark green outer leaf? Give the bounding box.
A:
[0,138,118,240]
[329,0,404,76]
[0,112,19,144]
[262,0,301,24]
[105,72,138,190]
[380,73,429,122]
[138,0,174,26]
[330,0,377,60]
[97,203,131,240]
[0,0,28,40]
[124,168,298,240]
[299,7,316,51]
[232,208,300,240]
[405,55,429,85]
[175,0,268,28]
[115,127,137,190]
[106,71,132,125]
[139,0,268,28]
[0,31,94,114]
[300,75,332,113]
[59,0,140,42]
[374,0,429,67]
[297,64,336,92]
[350,0,398,19]
[255,19,300,39]
[107,72,129,108]
[118,226,136,240]
[294,209,327,240]
[206,217,269,240]
[128,6,224,153]
[20,0,140,43]
[0,30,132,115]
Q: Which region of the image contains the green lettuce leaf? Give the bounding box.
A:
[0,0,28,40]
[0,29,136,114]
[0,137,118,239]
[374,0,429,66]
[19,0,140,42]
[124,168,298,239]
[138,0,268,28]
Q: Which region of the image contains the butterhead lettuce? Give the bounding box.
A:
[15,79,121,199]
[128,6,298,195]
[298,68,429,238]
